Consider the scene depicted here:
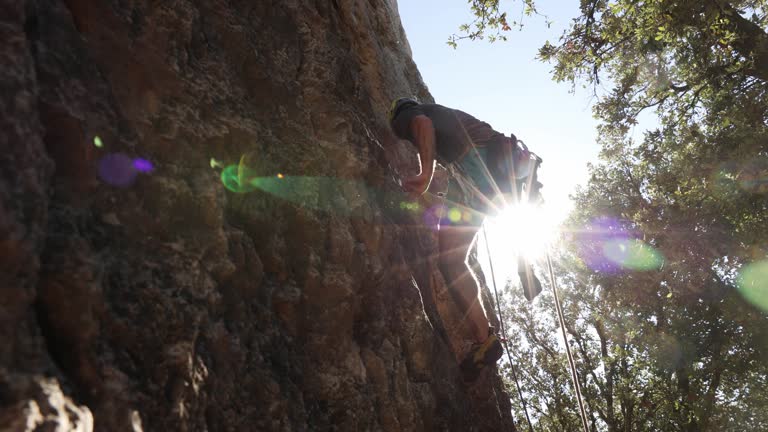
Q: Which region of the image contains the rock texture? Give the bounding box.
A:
[0,0,515,430]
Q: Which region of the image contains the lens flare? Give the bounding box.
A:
[602,238,664,271]
[462,210,473,223]
[423,205,443,228]
[713,158,768,196]
[210,158,224,169]
[217,162,445,224]
[94,136,104,148]
[737,158,768,194]
[487,202,559,261]
[133,158,154,173]
[98,153,137,187]
[221,164,258,193]
[220,168,377,216]
[737,260,768,312]
[575,217,663,273]
[448,207,462,223]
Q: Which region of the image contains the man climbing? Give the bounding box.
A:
[388,97,543,380]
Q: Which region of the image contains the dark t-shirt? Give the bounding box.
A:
[391,103,509,163]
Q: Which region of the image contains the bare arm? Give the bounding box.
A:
[403,115,436,195]
[411,115,436,176]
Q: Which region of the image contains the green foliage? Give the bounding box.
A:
[471,0,768,429]
[448,0,550,48]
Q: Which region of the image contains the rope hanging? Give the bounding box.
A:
[482,226,535,432]
[520,148,590,432]
[481,146,590,432]
[545,252,591,432]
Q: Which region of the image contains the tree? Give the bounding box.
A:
[448,0,546,48]
[461,0,768,429]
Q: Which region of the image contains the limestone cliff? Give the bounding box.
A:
[0,0,515,430]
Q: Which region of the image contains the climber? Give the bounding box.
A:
[388,97,543,380]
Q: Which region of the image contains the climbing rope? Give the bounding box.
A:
[482,226,535,432]
[545,252,591,432]
[457,134,591,430]
[482,147,590,432]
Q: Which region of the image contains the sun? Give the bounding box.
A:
[484,202,561,264]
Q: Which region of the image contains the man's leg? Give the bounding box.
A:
[437,224,491,344]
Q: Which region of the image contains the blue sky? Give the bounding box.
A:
[398,0,602,217]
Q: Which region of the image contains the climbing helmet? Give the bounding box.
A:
[389,97,419,122]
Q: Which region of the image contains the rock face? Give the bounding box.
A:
[0,0,515,430]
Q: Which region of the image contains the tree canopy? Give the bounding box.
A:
[457,0,768,430]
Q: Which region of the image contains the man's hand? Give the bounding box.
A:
[403,171,432,198]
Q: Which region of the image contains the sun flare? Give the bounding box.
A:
[485,202,561,264]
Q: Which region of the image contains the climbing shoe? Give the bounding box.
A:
[460,332,504,382]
